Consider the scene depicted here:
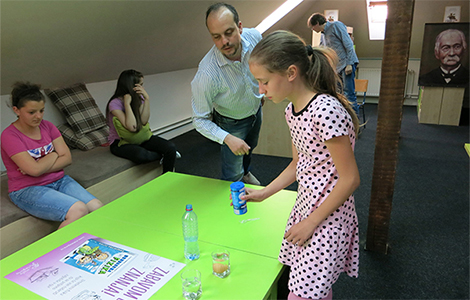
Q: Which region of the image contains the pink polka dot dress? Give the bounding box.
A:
[280,93,359,299]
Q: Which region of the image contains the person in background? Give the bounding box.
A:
[308,12,360,117]
[1,82,103,229]
[246,31,360,300]
[106,69,177,173]
[191,2,264,185]
[419,28,468,86]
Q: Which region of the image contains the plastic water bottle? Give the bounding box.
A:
[182,204,200,260]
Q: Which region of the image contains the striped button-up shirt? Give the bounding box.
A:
[191,28,263,144]
[321,21,359,73]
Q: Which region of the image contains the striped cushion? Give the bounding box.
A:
[45,83,106,137]
[58,123,109,151]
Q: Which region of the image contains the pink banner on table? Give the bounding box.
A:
[5,233,185,300]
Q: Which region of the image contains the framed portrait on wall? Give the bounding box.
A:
[418,23,469,87]
[324,10,338,22]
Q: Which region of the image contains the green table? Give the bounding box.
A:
[0,172,297,299]
[95,173,296,259]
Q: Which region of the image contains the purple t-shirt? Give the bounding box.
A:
[107,98,146,144]
[107,98,124,144]
[1,120,64,192]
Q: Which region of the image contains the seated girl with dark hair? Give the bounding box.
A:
[106,69,177,173]
[1,82,103,229]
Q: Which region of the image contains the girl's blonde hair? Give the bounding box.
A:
[250,30,359,135]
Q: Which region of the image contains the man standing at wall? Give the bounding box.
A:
[308,13,360,117]
[191,2,263,184]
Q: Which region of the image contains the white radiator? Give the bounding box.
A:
[357,68,381,96]
[404,62,420,98]
[357,66,420,98]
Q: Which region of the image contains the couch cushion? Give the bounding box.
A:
[113,117,152,146]
[64,147,136,188]
[45,83,106,137]
[58,123,109,151]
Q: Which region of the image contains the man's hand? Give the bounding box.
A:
[345,65,353,75]
[224,134,251,156]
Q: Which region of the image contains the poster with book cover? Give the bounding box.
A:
[5,233,185,300]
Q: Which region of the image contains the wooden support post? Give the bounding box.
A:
[366,0,415,253]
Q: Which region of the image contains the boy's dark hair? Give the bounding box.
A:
[205,2,239,26]
[11,82,45,109]
[308,13,327,26]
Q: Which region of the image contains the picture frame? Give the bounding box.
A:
[324,10,339,22]
[444,6,460,23]
[418,23,469,87]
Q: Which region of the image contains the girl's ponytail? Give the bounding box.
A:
[305,47,359,135]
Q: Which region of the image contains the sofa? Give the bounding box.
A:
[0,82,164,259]
[0,146,162,259]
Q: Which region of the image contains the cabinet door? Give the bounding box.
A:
[254,100,292,158]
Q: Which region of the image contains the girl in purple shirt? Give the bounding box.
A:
[1,82,103,228]
[106,69,177,173]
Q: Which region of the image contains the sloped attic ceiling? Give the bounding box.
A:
[1,0,316,93]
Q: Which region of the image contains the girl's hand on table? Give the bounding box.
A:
[229,187,266,205]
[241,187,267,203]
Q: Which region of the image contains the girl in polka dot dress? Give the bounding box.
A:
[245,30,360,300]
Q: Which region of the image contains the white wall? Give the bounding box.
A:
[1,68,197,171]
[357,58,421,106]
[86,68,197,136]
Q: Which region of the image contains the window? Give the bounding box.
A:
[367,0,388,40]
[255,0,303,34]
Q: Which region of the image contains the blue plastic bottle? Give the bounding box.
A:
[182,204,200,260]
[230,181,247,215]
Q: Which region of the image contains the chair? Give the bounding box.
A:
[354,79,368,126]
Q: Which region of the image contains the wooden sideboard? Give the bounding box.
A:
[417,86,465,126]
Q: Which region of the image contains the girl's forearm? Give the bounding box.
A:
[48,154,72,173]
[262,160,297,198]
[305,176,360,227]
[124,102,138,131]
[30,152,59,177]
[140,100,150,125]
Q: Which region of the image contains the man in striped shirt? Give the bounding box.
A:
[191,2,263,185]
